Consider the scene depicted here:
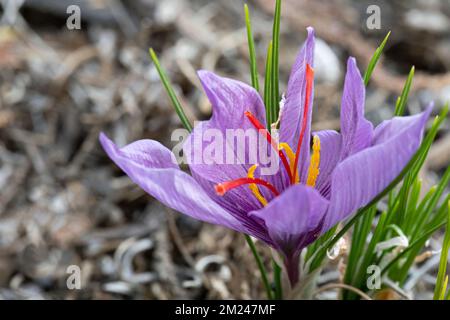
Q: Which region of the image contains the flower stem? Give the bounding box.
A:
[272,259,283,299]
[244,235,273,299]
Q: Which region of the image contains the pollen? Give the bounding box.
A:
[279,143,299,184]
[306,135,321,187]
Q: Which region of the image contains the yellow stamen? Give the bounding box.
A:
[247,164,268,206]
[306,135,321,187]
[279,143,300,183]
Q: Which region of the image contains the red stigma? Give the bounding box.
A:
[292,63,314,183]
[214,178,280,197]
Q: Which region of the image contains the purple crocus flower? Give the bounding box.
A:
[100,27,432,286]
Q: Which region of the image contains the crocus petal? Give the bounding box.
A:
[279,27,315,182]
[195,70,267,132]
[313,130,342,198]
[183,71,271,212]
[323,106,433,231]
[99,132,245,233]
[250,184,329,257]
[340,57,374,160]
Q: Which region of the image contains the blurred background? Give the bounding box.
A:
[0,0,449,299]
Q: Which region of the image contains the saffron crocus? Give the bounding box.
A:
[100,27,432,286]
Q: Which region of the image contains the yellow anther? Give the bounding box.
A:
[279,143,299,183]
[247,164,268,206]
[307,135,321,187]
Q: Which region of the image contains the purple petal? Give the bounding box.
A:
[314,130,342,198]
[279,27,315,183]
[340,57,373,160]
[183,71,272,211]
[323,105,433,231]
[196,70,266,130]
[99,132,245,233]
[250,184,329,257]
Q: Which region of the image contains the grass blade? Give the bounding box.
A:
[394,66,415,116]
[272,259,283,299]
[434,200,450,300]
[264,41,273,127]
[149,48,193,132]
[245,235,273,299]
[363,31,391,86]
[342,206,376,299]
[244,4,259,91]
[270,0,281,124]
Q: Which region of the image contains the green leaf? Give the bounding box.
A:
[342,205,376,299]
[244,4,259,92]
[264,41,273,127]
[351,211,388,296]
[429,194,450,230]
[403,183,434,235]
[402,178,422,233]
[434,200,450,300]
[441,276,449,300]
[411,165,450,239]
[272,259,283,299]
[149,48,193,132]
[270,0,281,125]
[245,235,273,299]
[394,66,415,116]
[363,31,391,86]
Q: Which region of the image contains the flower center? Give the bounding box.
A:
[244,111,293,182]
[214,64,320,206]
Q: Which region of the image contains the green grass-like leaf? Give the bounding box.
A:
[394,66,415,116]
[264,41,273,127]
[352,211,388,295]
[272,259,283,299]
[411,166,450,239]
[342,206,376,299]
[244,4,259,92]
[270,0,281,125]
[244,234,273,299]
[434,200,450,299]
[363,31,391,86]
[149,48,193,132]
